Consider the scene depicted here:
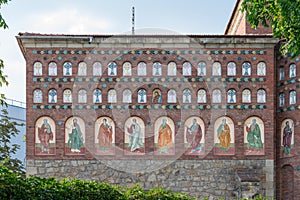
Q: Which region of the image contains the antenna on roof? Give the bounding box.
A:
[132,6,135,35]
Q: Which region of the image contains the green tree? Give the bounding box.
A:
[241,0,300,57]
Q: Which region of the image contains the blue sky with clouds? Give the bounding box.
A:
[0,0,236,102]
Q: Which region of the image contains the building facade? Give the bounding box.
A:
[16,1,300,199]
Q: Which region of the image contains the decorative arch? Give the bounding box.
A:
[183,88,192,103]
[153,62,162,76]
[167,61,177,76]
[167,89,177,103]
[212,89,222,103]
[48,89,57,103]
[257,61,266,76]
[227,89,236,103]
[63,89,72,103]
[289,90,296,105]
[124,116,145,155]
[227,61,236,76]
[108,89,117,103]
[289,63,296,78]
[197,89,207,103]
[137,89,147,103]
[242,89,251,103]
[65,116,85,154]
[123,89,132,103]
[257,89,266,103]
[78,89,87,103]
[93,89,102,103]
[281,119,294,155]
[78,62,87,76]
[212,62,221,76]
[93,62,102,76]
[152,89,162,104]
[184,116,205,155]
[33,61,43,76]
[33,89,43,103]
[137,62,147,76]
[95,116,115,155]
[154,116,175,155]
[182,62,192,76]
[242,62,251,76]
[197,61,206,76]
[35,116,56,155]
[123,62,132,76]
[214,116,235,155]
[48,62,57,76]
[244,116,264,155]
[63,62,72,76]
[108,62,117,76]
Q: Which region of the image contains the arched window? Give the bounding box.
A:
[48,89,57,103]
[63,62,72,76]
[123,62,132,76]
[152,89,162,103]
[279,92,285,107]
[279,67,285,80]
[257,62,266,76]
[48,62,57,76]
[227,62,236,76]
[63,89,72,103]
[167,62,177,76]
[78,89,87,103]
[123,89,132,103]
[197,62,206,76]
[137,62,147,76]
[108,62,117,76]
[212,89,222,103]
[197,89,206,103]
[153,62,162,76]
[108,89,117,103]
[33,89,42,103]
[290,90,296,105]
[93,62,102,76]
[242,62,251,76]
[182,62,192,76]
[227,89,236,103]
[33,61,42,76]
[257,89,266,103]
[183,89,192,103]
[289,64,296,78]
[167,89,177,103]
[78,62,87,76]
[138,89,147,103]
[93,89,102,103]
[212,62,222,76]
[242,89,251,103]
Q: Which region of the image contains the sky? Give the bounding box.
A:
[0,0,236,103]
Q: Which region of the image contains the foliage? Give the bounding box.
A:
[0,165,196,200]
[241,0,300,57]
[0,0,10,29]
[0,109,24,175]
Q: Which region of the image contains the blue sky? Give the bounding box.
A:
[0,0,236,103]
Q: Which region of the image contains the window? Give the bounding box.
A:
[48,62,57,76]
[167,89,177,103]
[279,92,285,107]
[137,62,147,76]
[63,89,72,103]
[78,89,87,103]
[182,62,192,76]
[183,89,192,103]
[33,61,42,76]
[279,67,285,80]
[257,89,266,103]
[242,89,251,103]
[108,62,117,76]
[153,62,162,76]
[227,89,236,103]
[197,89,206,103]
[290,90,296,105]
[289,64,296,78]
[33,89,42,103]
[212,62,222,76]
[257,62,266,76]
[212,89,222,103]
[227,62,236,76]
[167,62,177,76]
[93,62,102,76]
[138,89,147,103]
[152,89,162,103]
[123,62,132,76]
[93,89,102,103]
[48,89,57,103]
[108,89,117,103]
[123,89,132,103]
[78,62,87,76]
[242,62,251,76]
[63,62,72,76]
[197,62,206,76]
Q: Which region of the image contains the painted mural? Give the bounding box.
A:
[154,117,175,155]
[65,117,85,155]
[214,117,235,155]
[184,117,205,155]
[35,116,56,155]
[281,119,294,155]
[244,117,264,155]
[124,117,145,155]
[95,117,115,155]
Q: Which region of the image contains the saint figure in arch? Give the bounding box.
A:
[217,118,231,149]
[126,118,143,152]
[157,118,173,153]
[186,118,202,153]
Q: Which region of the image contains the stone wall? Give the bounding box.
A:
[27,159,274,199]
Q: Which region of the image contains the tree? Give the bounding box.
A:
[241,0,300,57]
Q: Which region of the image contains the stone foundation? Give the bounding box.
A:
[27,159,274,199]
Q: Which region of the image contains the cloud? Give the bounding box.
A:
[29,8,112,34]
